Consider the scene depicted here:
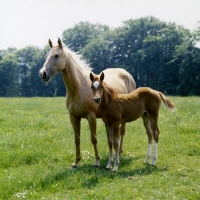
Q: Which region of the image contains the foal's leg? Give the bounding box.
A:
[105,124,113,170]
[142,114,153,164]
[150,118,160,166]
[119,123,126,156]
[87,112,100,167]
[70,114,81,167]
[112,122,120,171]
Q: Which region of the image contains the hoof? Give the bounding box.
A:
[151,164,157,168]
[94,160,100,166]
[106,164,112,170]
[71,163,78,168]
[112,165,118,172]
[106,167,111,170]
[93,164,100,168]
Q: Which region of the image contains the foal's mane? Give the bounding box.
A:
[103,81,118,99]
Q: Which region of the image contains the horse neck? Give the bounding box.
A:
[101,84,116,108]
[61,52,89,97]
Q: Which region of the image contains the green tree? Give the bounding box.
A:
[62,22,109,52]
[175,25,200,96]
[112,17,186,94]
[17,46,42,96]
[81,30,115,73]
[1,18,199,97]
[0,52,20,96]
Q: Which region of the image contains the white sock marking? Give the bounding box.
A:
[152,142,158,166]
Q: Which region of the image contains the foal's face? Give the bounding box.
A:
[91,79,103,104]
[90,72,104,104]
[39,38,65,81]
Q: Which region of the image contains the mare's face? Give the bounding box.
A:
[39,44,65,81]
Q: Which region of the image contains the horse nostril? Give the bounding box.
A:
[94,97,101,104]
[39,70,50,81]
[43,71,47,78]
[39,71,46,78]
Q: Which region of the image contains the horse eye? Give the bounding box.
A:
[55,54,59,58]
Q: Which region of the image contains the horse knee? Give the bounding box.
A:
[91,137,97,145]
[147,133,153,143]
[113,140,119,151]
[75,137,80,146]
[153,131,159,143]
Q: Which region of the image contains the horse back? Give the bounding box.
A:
[103,68,136,94]
[118,87,161,117]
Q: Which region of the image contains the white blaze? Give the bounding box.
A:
[93,81,100,88]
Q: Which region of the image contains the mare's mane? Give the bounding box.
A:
[64,47,92,71]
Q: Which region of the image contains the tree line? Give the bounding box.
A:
[0,16,200,97]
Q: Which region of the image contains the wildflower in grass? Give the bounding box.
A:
[82,151,92,160]
[13,190,27,199]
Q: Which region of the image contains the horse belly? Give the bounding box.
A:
[121,114,141,123]
[120,105,143,123]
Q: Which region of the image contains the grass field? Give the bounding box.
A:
[0,97,199,199]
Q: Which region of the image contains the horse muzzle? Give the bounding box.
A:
[94,97,101,104]
[39,70,50,81]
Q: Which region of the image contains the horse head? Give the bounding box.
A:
[90,72,105,104]
[39,38,65,81]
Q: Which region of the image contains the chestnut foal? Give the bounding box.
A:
[90,72,175,171]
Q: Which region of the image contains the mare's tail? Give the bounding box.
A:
[158,92,176,111]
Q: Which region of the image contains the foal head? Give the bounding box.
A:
[39,38,66,81]
[90,72,105,104]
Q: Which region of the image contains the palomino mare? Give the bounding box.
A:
[90,72,175,171]
[39,38,136,167]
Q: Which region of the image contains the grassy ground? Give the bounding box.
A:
[0,97,199,199]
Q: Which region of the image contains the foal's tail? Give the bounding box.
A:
[158,92,176,111]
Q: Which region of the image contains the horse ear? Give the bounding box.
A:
[49,39,53,48]
[100,72,104,81]
[90,73,94,81]
[58,38,63,48]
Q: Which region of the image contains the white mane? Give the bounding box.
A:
[63,46,93,71]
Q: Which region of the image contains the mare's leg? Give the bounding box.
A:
[142,114,153,164]
[87,112,100,167]
[150,118,160,166]
[105,124,113,170]
[119,123,126,156]
[112,122,120,171]
[70,114,81,167]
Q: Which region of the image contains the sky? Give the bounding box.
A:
[0,0,200,50]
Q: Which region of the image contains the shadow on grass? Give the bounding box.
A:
[38,155,168,190]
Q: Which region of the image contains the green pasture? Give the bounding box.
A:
[0,97,199,199]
